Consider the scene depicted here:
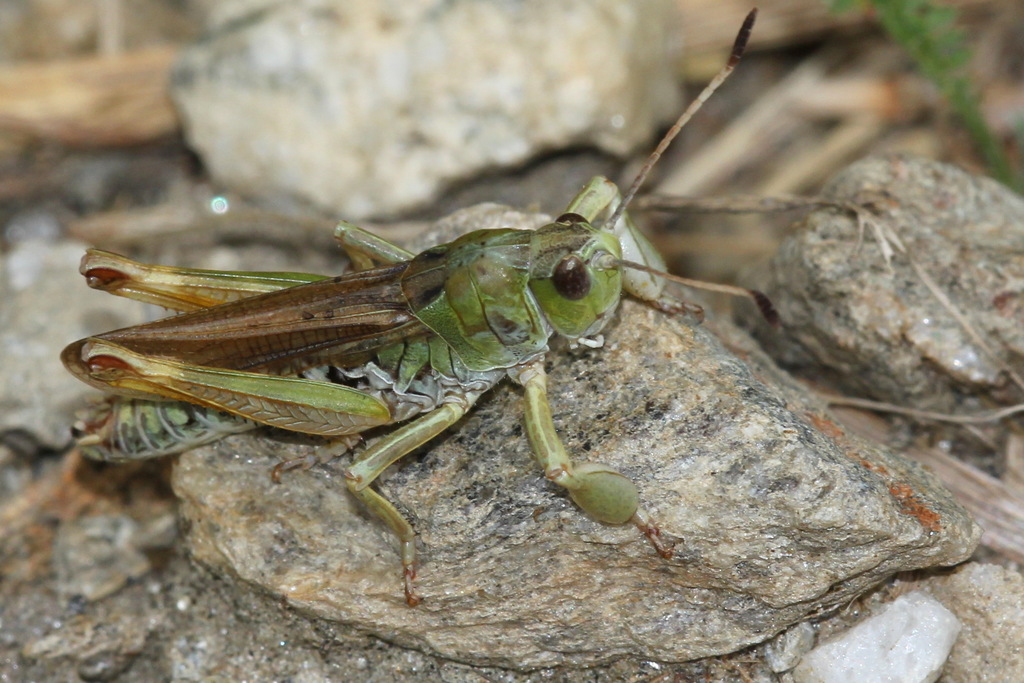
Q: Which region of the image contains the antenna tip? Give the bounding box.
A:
[729,8,758,67]
[750,289,780,327]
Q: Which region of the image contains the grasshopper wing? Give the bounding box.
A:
[64,262,428,381]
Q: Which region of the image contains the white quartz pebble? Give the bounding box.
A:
[793,592,960,683]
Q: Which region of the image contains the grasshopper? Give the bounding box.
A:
[62,11,763,605]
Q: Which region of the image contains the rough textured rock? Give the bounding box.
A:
[53,515,153,602]
[169,204,980,669]
[0,240,146,447]
[748,156,1024,412]
[926,563,1024,682]
[171,0,682,218]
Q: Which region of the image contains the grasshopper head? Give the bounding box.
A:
[528,213,623,339]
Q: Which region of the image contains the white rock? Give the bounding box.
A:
[793,592,961,683]
[173,0,682,218]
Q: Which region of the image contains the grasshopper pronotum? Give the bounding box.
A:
[63,11,764,605]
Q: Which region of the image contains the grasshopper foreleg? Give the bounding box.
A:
[511,360,674,559]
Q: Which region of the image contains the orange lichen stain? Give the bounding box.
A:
[852,454,890,476]
[807,412,845,439]
[888,482,943,532]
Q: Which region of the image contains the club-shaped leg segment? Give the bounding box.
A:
[343,401,469,606]
[511,360,673,557]
[334,221,415,270]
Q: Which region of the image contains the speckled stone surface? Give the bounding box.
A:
[749,155,1024,412]
[926,563,1024,682]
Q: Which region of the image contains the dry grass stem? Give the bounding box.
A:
[0,47,177,147]
[824,395,1024,425]
[757,115,886,195]
[1005,433,1024,498]
[655,59,826,196]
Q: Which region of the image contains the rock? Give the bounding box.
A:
[169,203,980,669]
[171,0,682,218]
[764,621,815,673]
[925,562,1024,682]
[748,156,1024,412]
[791,591,960,683]
[53,515,154,603]
[0,240,146,448]
[22,613,154,682]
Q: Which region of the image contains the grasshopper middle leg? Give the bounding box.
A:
[344,401,470,606]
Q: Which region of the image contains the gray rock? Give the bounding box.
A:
[764,621,815,673]
[0,240,146,447]
[791,591,960,683]
[171,0,682,218]
[168,204,980,669]
[749,156,1024,411]
[54,515,152,603]
[21,613,154,682]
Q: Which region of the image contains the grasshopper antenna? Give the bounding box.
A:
[604,8,757,232]
[600,9,775,326]
[616,258,779,326]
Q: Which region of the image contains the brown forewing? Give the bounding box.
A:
[78,262,428,375]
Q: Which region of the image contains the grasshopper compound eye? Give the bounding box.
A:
[552,255,591,301]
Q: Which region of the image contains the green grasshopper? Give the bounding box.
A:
[62,11,763,605]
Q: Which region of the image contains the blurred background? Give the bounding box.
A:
[1,0,1021,280]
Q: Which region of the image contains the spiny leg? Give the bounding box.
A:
[509,360,673,558]
[344,401,469,605]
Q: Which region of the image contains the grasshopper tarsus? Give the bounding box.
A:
[632,512,675,559]
[404,566,422,607]
[270,453,321,484]
[649,297,705,324]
